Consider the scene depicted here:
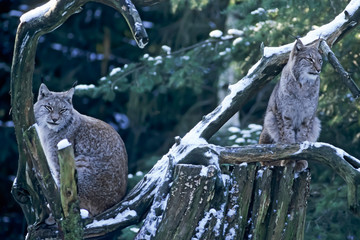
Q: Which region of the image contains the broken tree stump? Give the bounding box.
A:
[142,163,311,240]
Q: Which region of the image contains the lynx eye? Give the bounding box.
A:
[59,108,67,114]
[44,105,53,112]
[319,59,323,64]
[306,57,314,63]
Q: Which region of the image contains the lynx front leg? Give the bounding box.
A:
[280,116,297,168]
[280,116,296,143]
[292,117,320,172]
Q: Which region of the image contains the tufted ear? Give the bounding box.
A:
[311,38,321,49]
[65,87,75,103]
[294,38,305,52]
[38,83,51,100]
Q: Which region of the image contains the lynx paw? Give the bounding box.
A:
[294,160,308,172]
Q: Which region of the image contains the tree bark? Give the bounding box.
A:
[58,142,83,240]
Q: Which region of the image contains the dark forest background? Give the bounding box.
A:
[0,0,359,239]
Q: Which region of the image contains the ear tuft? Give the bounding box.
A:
[38,83,51,100]
[295,38,305,52]
[65,87,75,103]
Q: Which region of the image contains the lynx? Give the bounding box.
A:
[34,83,128,216]
[259,39,322,172]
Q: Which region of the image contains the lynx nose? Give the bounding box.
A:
[315,63,322,73]
[51,114,59,123]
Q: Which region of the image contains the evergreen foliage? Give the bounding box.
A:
[0,0,359,239]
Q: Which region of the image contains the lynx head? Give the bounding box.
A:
[289,38,323,84]
[34,84,75,132]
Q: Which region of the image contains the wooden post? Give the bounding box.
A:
[57,139,83,240]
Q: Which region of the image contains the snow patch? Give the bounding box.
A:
[228,126,240,133]
[251,8,266,15]
[57,139,71,150]
[181,55,190,61]
[227,206,238,217]
[75,84,95,90]
[20,0,57,22]
[239,162,248,167]
[294,141,311,154]
[228,29,244,36]
[130,227,140,233]
[257,169,264,179]
[235,138,245,144]
[248,124,262,131]
[209,30,223,38]
[86,208,137,228]
[228,135,237,140]
[246,60,261,76]
[110,67,121,76]
[161,45,171,54]
[263,43,293,58]
[200,166,208,177]
[80,209,89,219]
[233,37,243,46]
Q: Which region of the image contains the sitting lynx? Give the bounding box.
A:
[34,83,128,216]
[259,39,322,172]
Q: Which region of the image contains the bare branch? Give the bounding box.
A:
[319,40,360,99]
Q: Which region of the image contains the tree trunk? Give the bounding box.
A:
[145,163,310,240]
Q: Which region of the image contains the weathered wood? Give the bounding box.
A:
[282,170,311,240]
[23,125,62,221]
[136,163,311,240]
[154,164,218,240]
[250,167,272,240]
[319,40,360,98]
[222,164,257,239]
[58,141,83,240]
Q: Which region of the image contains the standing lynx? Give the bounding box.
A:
[259,39,322,172]
[34,83,128,216]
